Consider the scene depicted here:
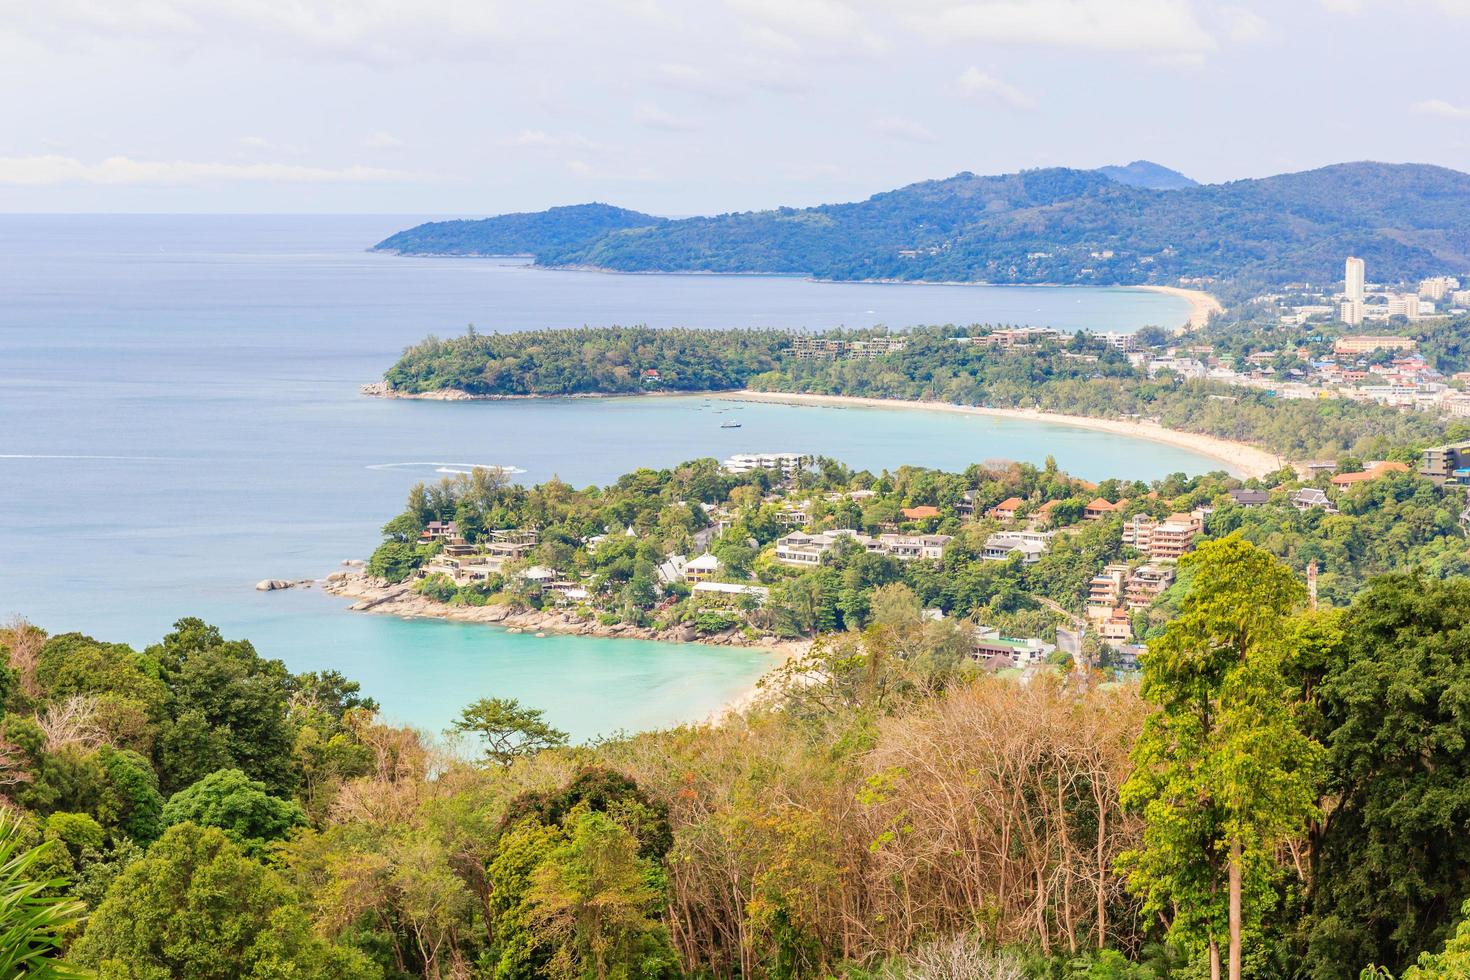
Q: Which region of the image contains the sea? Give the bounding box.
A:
[0,214,1208,739]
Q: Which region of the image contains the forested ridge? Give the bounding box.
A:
[375,204,664,257]
[382,324,1455,460]
[383,326,788,397]
[373,162,1470,286]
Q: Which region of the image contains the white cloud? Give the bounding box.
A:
[633,103,699,132]
[502,129,602,150]
[956,67,1035,109]
[4,0,517,65]
[654,63,738,99]
[743,24,802,52]
[362,131,404,149]
[897,0,1216,53]
[236,135,305,154]
[0,155,420,186]
[725,0,886,54]
[1412,98,1470,119]
[1218,5,1272,42]
[871,115,939,144]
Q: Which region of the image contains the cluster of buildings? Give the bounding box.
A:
[1211,257,1470,416]
[1119,511,1205,560]
[1171,338,1470,417]
[787,335,908,360]
[720,452,811,476]
[1337,257,1461,326]
[772,528,953,566]
[955,326,1140,352]
[1086,562,1176,644]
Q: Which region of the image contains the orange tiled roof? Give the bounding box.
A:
[1330,461,1410,486]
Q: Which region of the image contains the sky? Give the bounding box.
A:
[2,0,1469,215]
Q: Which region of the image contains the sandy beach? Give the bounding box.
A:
[728,390,1283,478]
[1134,285,1223,329]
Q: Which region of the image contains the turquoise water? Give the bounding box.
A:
[0,215,1207,738]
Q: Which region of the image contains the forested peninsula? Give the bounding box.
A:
[373,161,1470,286]
[374,324,1456,461]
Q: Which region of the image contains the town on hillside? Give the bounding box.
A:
[1182,256,1470,416]
[341,437,1470,681]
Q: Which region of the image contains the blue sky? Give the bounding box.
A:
[2,0,1468,214]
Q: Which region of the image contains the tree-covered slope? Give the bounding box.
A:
[1095,159,1198,189]
[376,162,1470,285]
[374,202,664,255]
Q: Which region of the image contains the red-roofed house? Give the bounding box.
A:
[1084,498,1123,520]
[1330,461,1410,487]
[901,505,941,520]
[987,497,1024,521]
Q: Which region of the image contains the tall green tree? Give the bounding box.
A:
[527,808,680,980]
[72,822,378,980]
[161,768,306,851]
[449,698,568,766]
[1301,575,1470,978]
[1120,536,1323,980]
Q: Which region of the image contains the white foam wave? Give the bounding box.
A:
[367,461,527,475]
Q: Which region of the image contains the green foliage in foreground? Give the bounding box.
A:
[161,768,307,851]
[1302,576,1470,978]
[0,812,88,979]
[72,822,379,980]
[13,530,1470,976]
[1121,538,1323,974]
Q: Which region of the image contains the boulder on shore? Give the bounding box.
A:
[256,579,291,592]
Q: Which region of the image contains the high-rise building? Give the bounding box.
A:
[1340,300,1364,325]
[1345,256,1366,303]
[1420,276,1460,300]
[1387,294,1422,320]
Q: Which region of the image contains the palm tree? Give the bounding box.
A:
[0,810,90,979]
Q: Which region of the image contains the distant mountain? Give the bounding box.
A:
[1095,160,1197,190]
[375,162,1470,286]
[374,203,664,256]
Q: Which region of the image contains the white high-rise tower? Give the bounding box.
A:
[1342,256,1366,325]
[1345,256,1365,303]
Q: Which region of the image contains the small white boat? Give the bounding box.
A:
[720,420,742,428]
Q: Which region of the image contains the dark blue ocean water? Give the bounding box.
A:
[0,214,1202,737]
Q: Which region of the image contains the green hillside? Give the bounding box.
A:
[376,162,1470,286]
[374,202,664,256]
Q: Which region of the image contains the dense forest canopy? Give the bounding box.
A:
[374,203,664,257]
[373,162,1470,286]
[10,557,1470,977]
[383,326,790,396]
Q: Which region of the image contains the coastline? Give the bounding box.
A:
[320,570,808,653]
[726,391,1283,478]
[1133,284,1222,329]
[318,571,805,721]
[361,382,1282,478]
